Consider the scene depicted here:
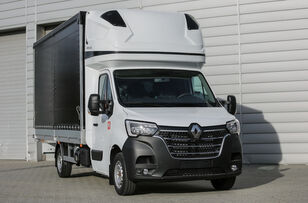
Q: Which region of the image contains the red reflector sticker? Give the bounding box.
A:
[107,121,111,130]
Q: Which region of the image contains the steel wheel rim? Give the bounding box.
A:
[114,160,124,189]
[57,151,62,173]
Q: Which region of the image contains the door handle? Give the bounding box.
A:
[93,123,98,127]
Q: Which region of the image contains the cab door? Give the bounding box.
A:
[91,72,114,175]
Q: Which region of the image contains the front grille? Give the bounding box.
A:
[157,125,228,159]
[164,168,225,177]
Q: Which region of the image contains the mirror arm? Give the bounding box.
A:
[97,100,114,116]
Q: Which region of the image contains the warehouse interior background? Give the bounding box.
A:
[0,0,307,164]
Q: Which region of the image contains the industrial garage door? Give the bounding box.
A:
[0,31,26,159]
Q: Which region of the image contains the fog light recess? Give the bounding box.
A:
[136,168,142,175]
[143,169,149,175]
[231,164,238,172]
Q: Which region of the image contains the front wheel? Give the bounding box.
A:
[211,176,236,190]
[56,146,72,178]
[112,152,136,195]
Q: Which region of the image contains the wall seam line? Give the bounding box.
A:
[236,0,244,161]
[25,0,29,161]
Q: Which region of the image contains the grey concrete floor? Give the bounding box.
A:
[0,160,307,203]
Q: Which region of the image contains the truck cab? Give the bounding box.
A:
[34,9,242,196]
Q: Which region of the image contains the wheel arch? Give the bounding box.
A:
[110,144,122,164]
[109,144,122,185]
[55,143,60,167]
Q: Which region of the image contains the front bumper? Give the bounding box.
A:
[122,132,242,182]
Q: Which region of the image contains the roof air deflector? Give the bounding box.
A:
[101,10,126,27]
[185,14,199,30]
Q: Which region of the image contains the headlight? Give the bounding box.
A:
[125,120,158,137]
[226,119,240,134]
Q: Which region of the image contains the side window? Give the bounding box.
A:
[192,76,208,96]
[99,74,113,101]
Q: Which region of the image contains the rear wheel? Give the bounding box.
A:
[112,152,136,195]
[56,146,72,178]
[211,176,236,190]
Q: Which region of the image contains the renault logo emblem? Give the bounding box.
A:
[189,123,202,140]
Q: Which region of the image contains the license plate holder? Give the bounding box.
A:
[180,160,213,168]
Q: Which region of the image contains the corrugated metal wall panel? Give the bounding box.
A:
[242,102,308,113]
[242,112,308,123]
[243,133,308,143]
[242,60,308,73]
[239,0,308,163]
[0,32,26,159]
[0,0,25,30]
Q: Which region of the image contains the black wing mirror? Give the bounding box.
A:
[227,95,237,115]
[88,94,100,116]
[218,95,237,115]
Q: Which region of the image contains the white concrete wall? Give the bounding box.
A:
[0,0,307,163]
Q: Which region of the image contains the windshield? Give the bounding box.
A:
[113,69,219,107]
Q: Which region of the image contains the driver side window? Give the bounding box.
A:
[99,74,113,101]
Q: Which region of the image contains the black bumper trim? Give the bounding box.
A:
[130,170,241,182]
[122,133,242,182]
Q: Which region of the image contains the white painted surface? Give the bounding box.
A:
[85,10,204,58]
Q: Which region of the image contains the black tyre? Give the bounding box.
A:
[211,176,236,190]
[112,152,136,195]
[56,147,72,178]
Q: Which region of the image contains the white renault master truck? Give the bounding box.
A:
[34,9,242,195]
